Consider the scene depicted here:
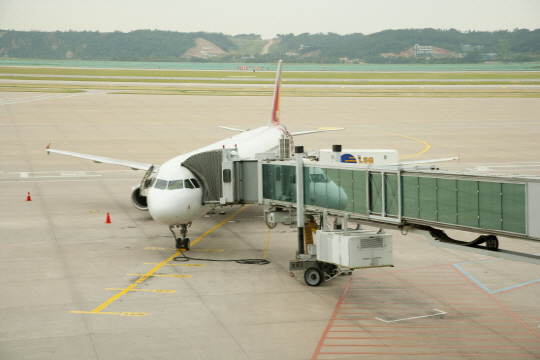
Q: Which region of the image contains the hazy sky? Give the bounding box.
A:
[1,0,539,39]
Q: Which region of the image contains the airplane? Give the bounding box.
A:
[46,60,344,250]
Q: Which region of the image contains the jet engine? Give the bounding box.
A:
[131,185,148,211]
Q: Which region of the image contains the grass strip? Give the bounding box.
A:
[2,67,540,80]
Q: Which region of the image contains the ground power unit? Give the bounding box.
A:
[315,230,393,269]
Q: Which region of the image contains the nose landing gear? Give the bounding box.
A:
[169,224,191,251]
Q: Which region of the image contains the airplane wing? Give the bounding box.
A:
[218,126,247,132]
[292,128,345,136]
[46,147,153,171]
[390,157,459,166]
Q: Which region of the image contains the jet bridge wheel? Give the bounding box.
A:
[304,267,324,287]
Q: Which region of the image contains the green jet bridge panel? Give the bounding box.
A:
[261,162,540,242]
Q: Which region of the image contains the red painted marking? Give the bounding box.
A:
[323,339,540,350]
[452,266,540,340]
[340,306,503,310]
[334,318,519,322]
[325,336,538,342]
[516,314,540,320]
[322,344,540,350]
[329,329,534,334]
[493,281,540,294]
[318,352,540,357]
[337,312,515,317]
[310,277,353,360]
[312,264,540,360]
[357,279,469,282]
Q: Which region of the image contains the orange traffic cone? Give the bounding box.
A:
[105,213,112,224]
[26,192,32,201]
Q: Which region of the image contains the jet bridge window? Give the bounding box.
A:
[154,179,168,190]
[168,180,184,190]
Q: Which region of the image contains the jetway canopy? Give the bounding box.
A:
[261,162,540,242]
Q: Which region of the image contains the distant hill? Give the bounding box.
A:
[0,28,538,63]
[268,29,540,63]
[0,30,237,62]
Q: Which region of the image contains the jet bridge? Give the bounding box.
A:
[182,146,540,286]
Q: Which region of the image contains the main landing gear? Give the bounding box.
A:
[169,224,191,251]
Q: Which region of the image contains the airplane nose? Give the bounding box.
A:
[147,191,185,225]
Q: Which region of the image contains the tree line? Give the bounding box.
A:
[0,28,538,63]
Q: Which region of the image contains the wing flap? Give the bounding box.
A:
[47,148,153,171]
[218,126,247,132]
[389,157,459,166]
[292,128,345,136]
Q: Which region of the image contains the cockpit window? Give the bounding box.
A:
[309,174,328,183]
[168,180,184,190]
[185,179,194,189]
[154,179,168,189]
[191,178,200,188]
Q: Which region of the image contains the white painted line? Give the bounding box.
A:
[20,172,28,178]
[375,309,447,323]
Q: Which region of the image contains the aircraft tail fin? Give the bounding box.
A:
[269,60,283,126]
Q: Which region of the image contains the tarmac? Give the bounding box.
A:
[1,91,540,359]
[2,78,540,90]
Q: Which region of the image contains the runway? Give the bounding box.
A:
[2,78,540,90]
[1,92,540,359]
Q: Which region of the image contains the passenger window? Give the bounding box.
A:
[185,179,194,189]
[154,179,168,189]
[191,178,200,188]
[168,180,184,190]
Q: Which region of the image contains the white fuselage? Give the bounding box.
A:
[147,125,291,226]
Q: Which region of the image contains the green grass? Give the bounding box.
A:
[2,66,540,80]
[229,38,268,55]
[1,75,538,86]
[2,83,538,98]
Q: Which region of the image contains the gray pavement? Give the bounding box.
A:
[2,78,540,90]
[1,92,540,359]
[3,73,540,82]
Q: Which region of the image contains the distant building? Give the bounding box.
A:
[414,44,432,57]
[460,44,484,55]
[482,53,498,60]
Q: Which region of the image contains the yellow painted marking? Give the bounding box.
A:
[152,289,176,293]
[127,273,169,277]
[106,288,150,292]
[145,247,165,250]
[143,263,205,267]
[350,129,430,160]
[73,205,249,315]
[70,311,119,315]
[171,275,193,278]
[264,228,270,259]
[120,312,147,317]
[91,283,138,313]
[318,127,343,130]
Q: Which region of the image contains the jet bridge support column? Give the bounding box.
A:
[296,146,305,255]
